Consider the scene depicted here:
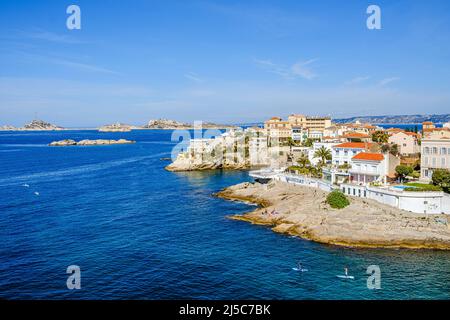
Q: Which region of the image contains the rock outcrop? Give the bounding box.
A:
[0,120,64,131]
[165,154,249,171]
[0,125,17,131]
[49,139,135,146]
[144,119,235,130]
[98,123,133,132]
[23,120,64,131]
[216,181,450,250]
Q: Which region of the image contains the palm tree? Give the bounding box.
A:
[297,154,310,168]
[314,146,332,165]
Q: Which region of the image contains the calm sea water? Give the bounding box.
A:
[0,130,449,300]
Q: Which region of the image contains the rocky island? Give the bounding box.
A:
[0,120,64,131]
[216,181,450,250]
[98,123,134,132]
[49,139,135,146]
[144,118,235,130]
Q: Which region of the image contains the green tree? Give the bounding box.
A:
[314,146,332,165]
[296,154,310,168]
[372,130,389,143]
[395,165,413,182]
[302,138,314,147]
[381,143,391,153]
[431,169,450,193]
[390,144,399,156]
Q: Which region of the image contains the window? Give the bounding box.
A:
[442,158,446,167]
[424,157,429,165]
[432,158,437,166]
[441,148,447,155]
[433,147,438,154]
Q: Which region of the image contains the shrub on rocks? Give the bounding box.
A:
[326,190,350,209]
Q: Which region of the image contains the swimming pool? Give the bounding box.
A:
[392,185,417,190]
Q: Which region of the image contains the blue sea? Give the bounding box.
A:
[0,130,449,300]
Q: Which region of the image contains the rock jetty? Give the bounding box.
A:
[216,181,450,250]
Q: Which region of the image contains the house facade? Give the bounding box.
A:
[331,142,373,166]
[348,152,399,185]
[388,131,420,155]
[421,138,450,180]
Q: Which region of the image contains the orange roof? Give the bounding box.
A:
[386,128,404,132]
[342,132,370,138]
[352,152,384,161]
[333,142,373,149]
[269,117,282,120]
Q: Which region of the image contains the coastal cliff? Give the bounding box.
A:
[216,181,450,250]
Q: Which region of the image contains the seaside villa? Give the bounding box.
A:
[348,152,399,185]
[331,142,375,166]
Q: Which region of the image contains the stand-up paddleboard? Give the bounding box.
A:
[22,184,30,188]
[292,267,308,272]
[336,275,354,279]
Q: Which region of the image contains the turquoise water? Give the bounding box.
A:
[0,130,449,300]
[392,186,410,190]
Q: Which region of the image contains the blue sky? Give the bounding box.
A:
[1,0,450,126]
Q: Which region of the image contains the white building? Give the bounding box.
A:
[348,152,399,185]
[331,142,374,166]
[291,126,308,142]
[421,138,450,180]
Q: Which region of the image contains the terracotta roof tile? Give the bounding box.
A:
[333,142,373,149]
[352,152,384,161]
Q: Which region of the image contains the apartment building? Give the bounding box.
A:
[388,131,420,155]
[421,138,450,180]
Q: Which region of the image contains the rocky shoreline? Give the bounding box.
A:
[49,139,135,146]
[165,160,249,172]
[215,181,450,250]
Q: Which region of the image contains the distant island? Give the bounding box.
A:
[143,119,236,130]
[0,118,235,131]
[99,123,134,132]
[335,113,450,124]
[0,120,64,131]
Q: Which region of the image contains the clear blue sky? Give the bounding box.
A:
[1,0,450,126]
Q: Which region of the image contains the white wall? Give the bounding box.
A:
[341,183,448,214]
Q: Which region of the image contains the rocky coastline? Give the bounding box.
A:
[49,139,135,146]
[215,181,450,250]
[165,156,250,171]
